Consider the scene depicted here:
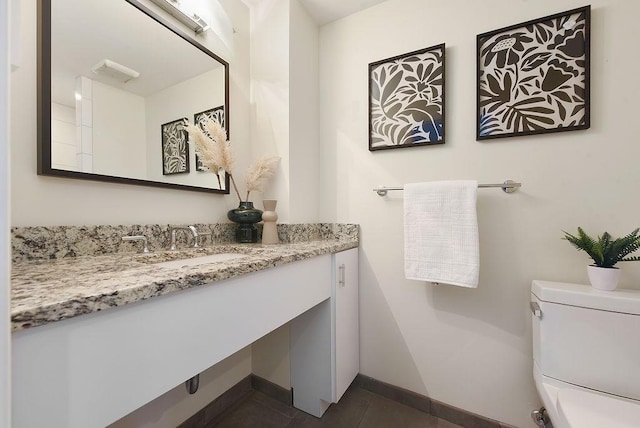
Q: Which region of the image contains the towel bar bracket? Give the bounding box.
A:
[373,180,522,197]
[375,187,394,197]
[500,180,520,194]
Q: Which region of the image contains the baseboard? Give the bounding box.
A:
[355,374,515,428]
[354,373,432,414]
[250,374,293,406]
[177,376,252,428]
[179,373,515,428]
[177,375,292,427]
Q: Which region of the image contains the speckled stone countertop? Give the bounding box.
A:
[11,224,358,332]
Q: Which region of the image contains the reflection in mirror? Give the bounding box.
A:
[38,0,229,193]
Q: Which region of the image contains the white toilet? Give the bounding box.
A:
[531,280,640,428]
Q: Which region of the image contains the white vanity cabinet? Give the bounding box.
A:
[290,247,359,417]
[13,254,338,428]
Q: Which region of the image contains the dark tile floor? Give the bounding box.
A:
[207,384,463,428]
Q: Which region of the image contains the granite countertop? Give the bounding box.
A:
[11,239,358,332]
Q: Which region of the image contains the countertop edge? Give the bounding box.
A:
[11,240,358,332]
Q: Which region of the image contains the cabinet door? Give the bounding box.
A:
[333,248,359,401]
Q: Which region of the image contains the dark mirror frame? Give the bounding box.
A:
[37,0,230,194]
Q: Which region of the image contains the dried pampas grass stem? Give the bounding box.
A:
[202,119,234,174]
[185,118,280,204]
[184,123,222,187]
[244,155,281,202]
[185,118,242,202]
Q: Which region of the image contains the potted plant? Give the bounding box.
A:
[562,227,640,290]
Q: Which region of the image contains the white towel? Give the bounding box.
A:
[404,180,479,287]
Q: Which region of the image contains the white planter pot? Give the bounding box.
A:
[587,265,621,291]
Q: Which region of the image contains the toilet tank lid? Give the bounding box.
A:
[532,280,640,315]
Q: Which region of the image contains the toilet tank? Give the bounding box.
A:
[531,280,640,401]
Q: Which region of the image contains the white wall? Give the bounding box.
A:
[1,0,11,425]
[92,81,147,178]
[289,0,319,222]
[251,325,291,389]
[246,0,320,222]
[319,1,640,426]
[246,0,320,386]
[248,0,292,219]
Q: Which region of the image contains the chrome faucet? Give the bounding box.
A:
[169,225,199,250]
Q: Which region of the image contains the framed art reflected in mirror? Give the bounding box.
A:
[161,118,189,176]
[194,106,225,173]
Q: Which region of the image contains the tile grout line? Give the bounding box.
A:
[355,398,374,428]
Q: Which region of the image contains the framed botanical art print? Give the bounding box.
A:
[369,43,445,151]
[194,106,225,172]
[161,118,190,175]
[477,6,590,140]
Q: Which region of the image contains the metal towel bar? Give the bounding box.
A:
[373,180,521,196]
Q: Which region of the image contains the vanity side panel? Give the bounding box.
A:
[290,299,332,417]
[12,254,331,428]
[333,247,359,401]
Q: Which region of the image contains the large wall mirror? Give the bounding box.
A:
[37,0,230,193]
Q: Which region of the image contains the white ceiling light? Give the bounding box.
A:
[91,59,140,83]
[149,0,209,34]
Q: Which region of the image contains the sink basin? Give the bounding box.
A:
[154,253,249,269]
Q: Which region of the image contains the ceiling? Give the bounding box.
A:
[51,0,389,107]
[297,0,389,25]
[51,0,224,107]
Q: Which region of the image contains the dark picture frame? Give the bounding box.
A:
[194,106,225,172]
[369,43,445,151]
[161,118,190,175]
[477,6,590,140]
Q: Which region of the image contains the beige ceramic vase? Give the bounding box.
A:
[261,199,279,244]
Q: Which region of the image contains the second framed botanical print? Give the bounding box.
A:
[477,6,590,140]
[369,44,445,151]
[161,118,189,175]
[194,106,226,172]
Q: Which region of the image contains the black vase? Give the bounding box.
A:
[227,202,263,243]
